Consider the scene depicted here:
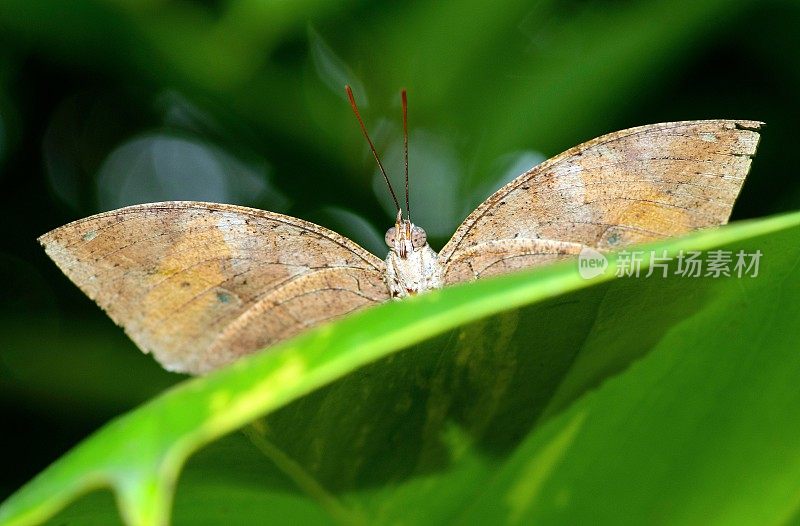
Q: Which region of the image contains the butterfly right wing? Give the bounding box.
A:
[441,238,585,282]
[440,120,762,284]
[39,201,390,374]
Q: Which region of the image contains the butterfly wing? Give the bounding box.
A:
[441,239,585,282]
[440,120,762,283]
[39,201,390,374]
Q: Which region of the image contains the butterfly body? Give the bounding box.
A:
[40,119,762,374]
[384,238,441,298]
[383,211,441,297]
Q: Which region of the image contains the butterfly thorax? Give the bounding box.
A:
[383,217,442,298]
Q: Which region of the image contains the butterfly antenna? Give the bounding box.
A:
[345,85,401,215]
[401,88,410,223]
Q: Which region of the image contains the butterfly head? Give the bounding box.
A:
[385,210,428,259]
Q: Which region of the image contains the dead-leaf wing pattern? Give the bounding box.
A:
[442,239,584,284]
[439,120,762,269]
[39,201,390,374]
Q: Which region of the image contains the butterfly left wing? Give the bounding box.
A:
[439,120,762,284]
[39,201,390,374]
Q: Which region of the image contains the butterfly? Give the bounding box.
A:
[39,86,762,374]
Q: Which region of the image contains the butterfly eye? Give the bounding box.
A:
[410,226,427,248]
[384,227,397,247]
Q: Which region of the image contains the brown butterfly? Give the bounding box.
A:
[39,87,762,374]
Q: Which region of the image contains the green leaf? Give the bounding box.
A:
[2,211,800,526]
[462,229,800,524]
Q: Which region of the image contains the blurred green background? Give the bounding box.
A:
[1,0,799,504]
